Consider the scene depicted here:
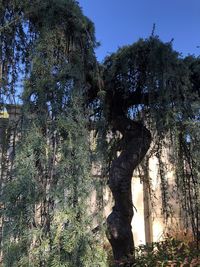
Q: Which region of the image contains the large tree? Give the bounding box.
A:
[0,1,107,266]
[89,37,199,265]
[0,1,199,266]
[103,36,200,266]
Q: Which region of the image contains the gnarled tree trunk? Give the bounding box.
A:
[107,117,151,266]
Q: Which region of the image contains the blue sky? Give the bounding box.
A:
[78,0,200,61]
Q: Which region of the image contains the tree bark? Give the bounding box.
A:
[106,117,151,266]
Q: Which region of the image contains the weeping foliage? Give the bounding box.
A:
[0,0,97,103]
[102,36,200,244]
[0,0,107,266]
[2,97,107,267]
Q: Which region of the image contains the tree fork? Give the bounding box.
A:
[107,117,151,266]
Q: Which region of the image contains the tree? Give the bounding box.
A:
[0,1,199,266]
[0,1,107,266]
[88,37,200,265]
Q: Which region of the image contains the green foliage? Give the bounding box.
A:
[0,0,107,266]
[2,97,108,266]
[133,238,200,267]
[0,0,97,103]
[103,36,194,129]
[103,36,200,241]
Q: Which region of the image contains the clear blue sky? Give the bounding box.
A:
[78,0,200,62]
